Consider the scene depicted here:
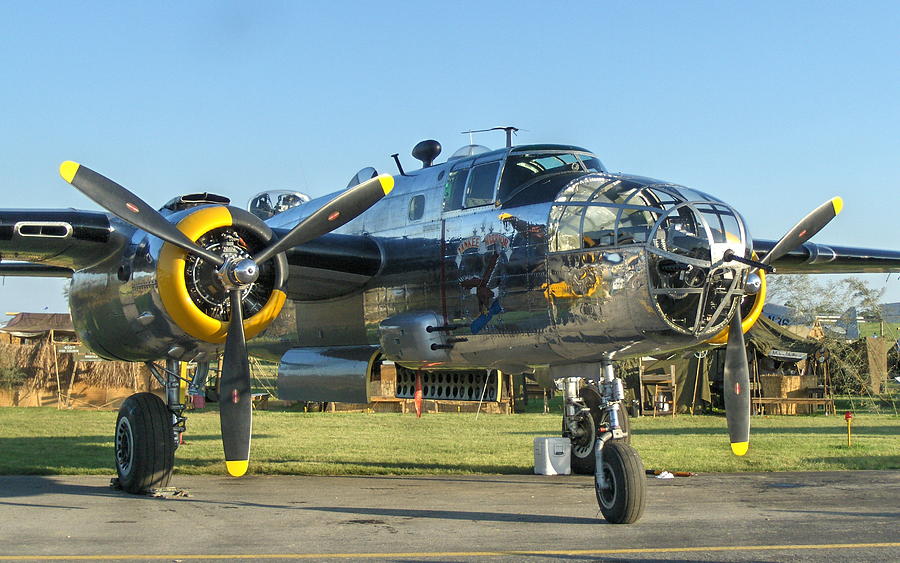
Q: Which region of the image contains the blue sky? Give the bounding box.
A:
[1,1,898,316]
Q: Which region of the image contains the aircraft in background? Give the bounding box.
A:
[2,127,898,523]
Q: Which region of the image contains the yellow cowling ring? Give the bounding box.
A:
[156,206,286,344]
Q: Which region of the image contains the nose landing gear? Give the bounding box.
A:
[560,358,646,524]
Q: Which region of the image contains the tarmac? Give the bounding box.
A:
[0,470,898,562]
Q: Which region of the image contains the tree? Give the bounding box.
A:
[767,275,891,398]
[766,274,885,319]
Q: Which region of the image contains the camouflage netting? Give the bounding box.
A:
[0,334,150,392]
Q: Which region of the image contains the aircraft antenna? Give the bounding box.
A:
[390,153,408,176]
[461,126,521,148]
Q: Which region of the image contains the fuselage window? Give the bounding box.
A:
[443,168,470,212]
[464,162,501,208]
[550,205,585,252]
[616,208,657,245]
[408,194,425,221]
[582,205,618,247]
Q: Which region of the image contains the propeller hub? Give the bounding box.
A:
[232,259,260,285]
[218,258,260,290]
[744,272,762,295]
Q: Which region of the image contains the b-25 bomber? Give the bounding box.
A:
[2,128,898,523]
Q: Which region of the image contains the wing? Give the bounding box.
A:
[280,231,382,300]
[753,239,900,273]
[0,209,123,273]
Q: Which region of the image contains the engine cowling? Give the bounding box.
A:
[69,205,288,362]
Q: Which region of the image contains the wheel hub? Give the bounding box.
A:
[598,462,616,504]
[115,417,134,476]
[570,414,596,458]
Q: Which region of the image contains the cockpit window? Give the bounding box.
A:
[498,152,604,208]
[464,161,500,208]
[442,168,469,212]
[577,154,605,173]
[248,190,311,220]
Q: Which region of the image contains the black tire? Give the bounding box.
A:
[114,392,175,494]
[594,441,646,524]
[569,387,631,475]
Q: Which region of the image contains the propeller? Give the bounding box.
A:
[758,197,843,268]
[723,305,750,456]
[219,287,251,476]
[60,161,394,475]
[60,162,225,266]
[722,196,843,456]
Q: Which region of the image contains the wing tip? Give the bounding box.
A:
[59,161,80,183]
[225,459,249,477]
[730,441,749,456]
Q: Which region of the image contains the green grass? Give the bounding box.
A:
[0,407,897,476]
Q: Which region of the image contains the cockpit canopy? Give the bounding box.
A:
[441,145,606,212]
[248,190,311,220]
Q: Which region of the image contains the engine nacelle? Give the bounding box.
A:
[69,204,287,361]
[277,345,379,403]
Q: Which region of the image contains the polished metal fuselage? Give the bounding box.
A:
[262,161,713,371]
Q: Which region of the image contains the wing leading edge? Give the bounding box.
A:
[753,239,900,274]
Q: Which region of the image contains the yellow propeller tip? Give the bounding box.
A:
[378,174,395,195]
[59,161,80,183]
[831,196,843,216]
[225,459,249,477]
[730,442,749,456]
[498,213,513,220]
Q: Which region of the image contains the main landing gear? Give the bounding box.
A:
[113,360,207,493]
[114,392,175,493]
[560,358,646,524]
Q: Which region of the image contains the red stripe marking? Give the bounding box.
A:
[126,202,140,213]
[328,211,340,221]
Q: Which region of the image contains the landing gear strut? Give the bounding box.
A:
[560,358,646,524]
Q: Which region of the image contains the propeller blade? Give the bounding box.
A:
[254,174,394,264]
[761,197,843,267]
[218,289,252,476]
[723,306,750,456]
[59,161,224,266]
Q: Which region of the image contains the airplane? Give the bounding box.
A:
[2,128,899,524]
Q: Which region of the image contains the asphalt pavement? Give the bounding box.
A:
[0,470,898,561]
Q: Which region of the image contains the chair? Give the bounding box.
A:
[640,364,677,417]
